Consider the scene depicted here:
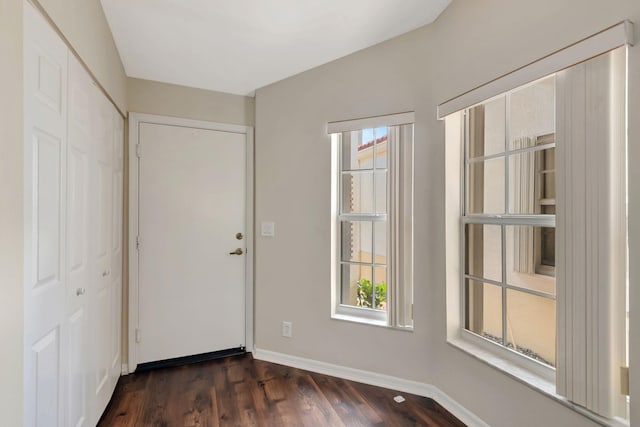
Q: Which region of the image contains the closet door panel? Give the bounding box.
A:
[93,284,111,401]
[66,53,92,427]
[66,136,89,427]
[67,309,86,427]
[110,113,124,389]
[23,3,68,426]
[32,329,61,427]
[90,89,116,421]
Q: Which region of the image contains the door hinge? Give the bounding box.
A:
[136,235,140,250]
[621,366,629,396]
[136,143,141,158]
[135,328,141,343]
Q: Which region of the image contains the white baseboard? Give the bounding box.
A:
[253,348,489,427]
[121,363,129,375]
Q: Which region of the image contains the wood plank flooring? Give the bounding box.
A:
[98,353,466,427]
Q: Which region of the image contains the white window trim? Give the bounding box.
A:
[328,111,415,134]
[438,21,634,119]
[445,111,630,427]
[447,335,630,427]
[437,21,633,118]
[443,22,632,425]
[329,118,414,330]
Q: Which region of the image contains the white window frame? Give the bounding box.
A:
[460,82,558,381]
[442,21,632,425]
[329,112,414,329]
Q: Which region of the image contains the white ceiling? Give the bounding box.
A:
[100,0,451,96]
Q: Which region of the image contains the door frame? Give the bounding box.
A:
[127,112,254,373]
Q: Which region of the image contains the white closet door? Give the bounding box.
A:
[89,87,115,423]
[110,109,124,391]
[65,53,93,427]
[23,3,68,426]
[24,4,124,426]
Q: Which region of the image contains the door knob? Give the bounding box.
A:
[236,232,244,240]
[229,248,244,255]
[76,288,86,296]
[102,270,110,277]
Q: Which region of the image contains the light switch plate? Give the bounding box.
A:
[261,221,275,237]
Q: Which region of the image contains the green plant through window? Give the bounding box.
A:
[356,278,387,309]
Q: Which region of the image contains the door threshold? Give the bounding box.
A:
[135,347,246,372]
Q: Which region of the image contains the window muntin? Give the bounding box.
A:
[463,76,557,368]
[333,123,413,327]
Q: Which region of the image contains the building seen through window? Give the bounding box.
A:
[464,76,557,366]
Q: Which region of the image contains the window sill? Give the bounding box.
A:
[331,313,413,332]
[447,335,629,427]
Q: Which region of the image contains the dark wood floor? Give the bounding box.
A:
[98,353,466,427]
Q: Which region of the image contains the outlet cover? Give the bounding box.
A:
[282,321,292,338]
[261,222,275,237]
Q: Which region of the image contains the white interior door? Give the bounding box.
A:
[137,123,246,364]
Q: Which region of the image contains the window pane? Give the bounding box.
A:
[465,224,502,282]
[342,131,369,170]
[371,266,387,311]
[374,221,387,265]
[539,145,555,204]
[342,128,389,171]
[375,171,387,214]
[506,289,556,367]
[539,227,555,269]
[374,128,388,169]
[466,157,505,214]
[341,264,372,307]
[465,280,503,343]
[509,76,555,151]
[468,96,506,159]
[505,225,556,295]
[341,172,373,214]
[508,146,556,214]
[341,221,372,263]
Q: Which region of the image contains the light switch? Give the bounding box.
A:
[261,221,275,237]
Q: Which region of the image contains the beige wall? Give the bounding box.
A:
[254,0,640,426]
[36,0,127,112]
[127,78,255,126]
[0,1,24,424]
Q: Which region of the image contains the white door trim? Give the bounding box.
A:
[127,112,254,373]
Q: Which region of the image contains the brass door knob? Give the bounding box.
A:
[229,248,244,255]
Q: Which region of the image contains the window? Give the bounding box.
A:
[329,114,413,328]
[443,37,629,420]
[463,76,557,368]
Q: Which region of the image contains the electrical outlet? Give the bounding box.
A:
[282,321,292,338]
